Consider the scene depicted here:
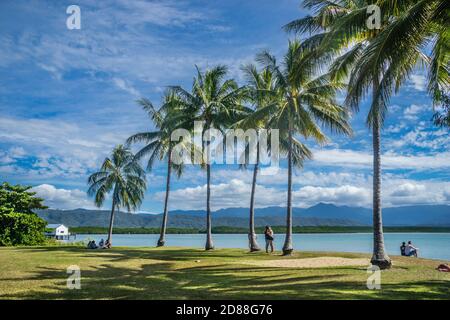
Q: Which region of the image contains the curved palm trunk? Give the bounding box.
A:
[248,155,261,251]
[282,129,294,255]
[106,199,116,247]
[205,163,214,250]
[370,111,391,269]
[157,150,172,247]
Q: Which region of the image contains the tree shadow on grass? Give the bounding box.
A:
[1,247,449,300]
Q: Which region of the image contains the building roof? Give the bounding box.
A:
[46,224,66,229]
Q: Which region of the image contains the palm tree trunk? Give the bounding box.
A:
[157,149,172,247]
[282,129,294,255]
[106,199,116,247]
[370,80,391,269]
[205,163,214,250]
[248,148,261,251]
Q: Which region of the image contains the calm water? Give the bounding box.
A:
[71,233,450,261]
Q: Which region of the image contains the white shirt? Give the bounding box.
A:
[405,244,416,255]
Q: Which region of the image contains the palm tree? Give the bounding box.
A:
[87,145,147,247]
[172,65,249,250]
[126,91,186,247]
[340,1,448,264]
[246,41,351,255]
[283,0,450,267]
[239,65,278,251]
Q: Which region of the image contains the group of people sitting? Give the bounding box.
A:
[400,241,419,257]
[87,238,110,249]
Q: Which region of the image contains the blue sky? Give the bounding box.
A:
[0,0,449,212]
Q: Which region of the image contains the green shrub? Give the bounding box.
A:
[0,212,47,246]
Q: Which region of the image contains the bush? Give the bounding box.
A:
[0,212,47,246]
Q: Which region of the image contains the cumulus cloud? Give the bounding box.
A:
[154,179,285,211]
[312,148,450,170]
[31,184,94,210]
[409,74,427,91]
[390,183,426,197]
[151,174,450,210]
[112,77,140,96]
[294,185,371,207]
[403,104,429,121]
[0,116,135,182]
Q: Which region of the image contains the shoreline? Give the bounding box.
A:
[69,226,450,235]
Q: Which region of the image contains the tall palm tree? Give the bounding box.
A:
[239,65,278,251]
[246,41,351,255]
[87,145,147,247]
[172,65,249,250]
[126,91,186,247]
[283,0,449,267]
[285,0,392,267]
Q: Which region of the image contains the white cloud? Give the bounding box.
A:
[154,179,284,211]
[112,77,140,96]
[409,74,427,91]
[390,183,425,197]
[387,126,450,150]
[387,181,450,206]
[0,116,133,181]
[312,148,450,170]
[294,185,371,207]
[32,184,94,209]
[402,104,429,121]
[152,175,450,210]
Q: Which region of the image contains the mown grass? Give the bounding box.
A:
[0,246,448,300]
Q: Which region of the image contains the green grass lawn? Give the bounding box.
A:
[0,246,448,300]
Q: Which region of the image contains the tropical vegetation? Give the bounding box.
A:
[3,2,448,270]
[0,182,48,246]
[170,66,249,250]
[78,0,447,261]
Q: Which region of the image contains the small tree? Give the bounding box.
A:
[0,182,48,246]
[0,182,47,215]
[87,145,147,247]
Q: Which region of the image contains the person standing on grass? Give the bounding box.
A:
[264,226,274,253]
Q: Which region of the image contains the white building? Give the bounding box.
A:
[46,224,70,240]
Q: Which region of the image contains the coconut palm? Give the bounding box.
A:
[246,41,351,255]
[87,145,146,247]
[126,91,187,247]
[283,0,450,267]
[172,65,249,250]
[238,65,278,251]
[285,0,392,267]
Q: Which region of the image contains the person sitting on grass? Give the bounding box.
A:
[103,239,111,249]
[400,242,406,256]
[405,240,418,257]
[88,240,98,249]
[99,238,105,248]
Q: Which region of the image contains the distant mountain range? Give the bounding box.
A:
[37,203,450,228]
